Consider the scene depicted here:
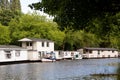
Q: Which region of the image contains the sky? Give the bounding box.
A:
[20,0,40,13]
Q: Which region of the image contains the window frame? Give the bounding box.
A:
[15,51,20,57]
[42,42,44,47]
[26,42,33,46]
[47,42,49,47]
[6,53,11,59]
[98,50,100,55]
[89,50,92,53]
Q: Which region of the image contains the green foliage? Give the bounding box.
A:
[9,13,46,44]
[2,0,120,51]
[0,24,11,44]
[0,0,21,12]
[0,0,21,26]
[47,30,65,50]
[9,13,65,49]
[73,30,100,48]
[85,12,120,49]
[64,29,100,50]
[0,10,14,26]
[30,0,120,30]
[8,12,102,50]
[0,0,9,10]
[10,0,21,12]
[64,28,75,50]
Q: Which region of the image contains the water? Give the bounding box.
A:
[0,58,120,80]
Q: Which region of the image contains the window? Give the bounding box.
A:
[5,51,11,59]
[30,42,32,46]
[89,50,92,53]
[65,52,68,56]
[98,50,100,55]
[71,52,74,56]
[39,51,41,55]
[39,51,42,57]
[15,51,20,57]
[6,54,11,59]
[75,55,79,58]
[83,50,87,54]
[26,42,29,46]
[42,51,45,57]
[59,51,61,55]
[112,50,114,53]
[26,42,32,46]
[47,42,49,47]
[42,42,44,47]
[101,50,104,52]
[108,55,110,58]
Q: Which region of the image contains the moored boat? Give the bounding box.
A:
[41,58,56,62]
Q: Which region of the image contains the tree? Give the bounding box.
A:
[0,24,11,44]
[9,13,63,49]
[85,12,120,49]
[62,28,100,50]
[9,13,47,44]
[0,0,21,26]
[0,9,14,26]
[0,0,21,12]
[73,30,100,49]
[30,0,120,30]
[47,30,65,50]
[63,28,75,50]
[10,0,21,12]
[0,0,9,10]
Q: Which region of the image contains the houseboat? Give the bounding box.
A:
[18,38,55,62]
[0,45,28,63]
[54,51,82,60]
[82,47,119,59]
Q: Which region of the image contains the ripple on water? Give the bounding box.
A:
[0,58,119,80]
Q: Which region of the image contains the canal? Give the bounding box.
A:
[0,58,120,80]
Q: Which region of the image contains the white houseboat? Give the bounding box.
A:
[18,38,55,62]
[0,45,28,62]
[54,51,82,60]
[82,47,119,59]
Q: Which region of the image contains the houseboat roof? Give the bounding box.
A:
[0,45,27,50]
[18,38,54,42]
[84,47,118,51]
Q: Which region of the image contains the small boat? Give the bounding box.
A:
[41,51,56,62]
[41,58,56,62]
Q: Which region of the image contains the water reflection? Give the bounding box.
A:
[117,63,120,80]
[0,58,119,80]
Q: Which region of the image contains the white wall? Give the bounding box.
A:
[62,51,73,58]
[85,50,118,58]
[0,50,6,62]
[22,41,54,51]
[27,51,40,61]
[15,50,28,61]
[33,42,37,50]
[54,51,63,60]
[0,50,28,62]
[36,41,54,52]
[22,42,27,48]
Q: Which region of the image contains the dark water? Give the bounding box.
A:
[0,58,120,80]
